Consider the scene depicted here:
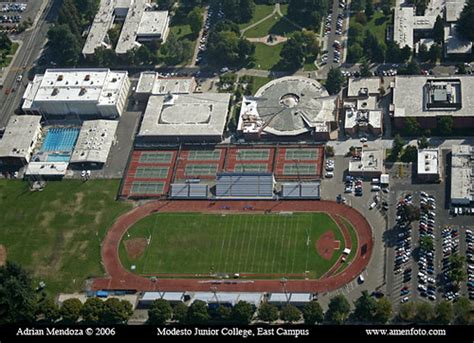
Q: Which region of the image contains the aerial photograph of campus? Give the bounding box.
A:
[0,0,472,341]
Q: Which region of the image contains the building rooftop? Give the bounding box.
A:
[0,115,41,160]
[451,145,474,203]
[137,10,169,37]
[349,149,384,174]
[393,76,474,118]
[25,162,68,177]
[82,0,115,55]
[138,93,231,139]
[135,72,195,95]
[70,120,118,164]
[238,77,337,137]
[345,108,382,130]
[22,69,128,110]
[417,148,439,175]
[347,77,381,97]
[393,6,437,49]
[446,0,466,22]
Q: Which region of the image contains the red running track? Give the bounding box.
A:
[92,200,373,293]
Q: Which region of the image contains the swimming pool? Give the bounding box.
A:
[41,128,80,152]
[46,153,71,162]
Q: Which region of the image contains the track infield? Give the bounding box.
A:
[119,213,346,279]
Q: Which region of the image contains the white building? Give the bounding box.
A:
[134,72,196,102]
[0,115,42,167]
[22,69,130,118]
[137,93,231,144]
[417,148,439,182]
[82,0,169,56]
[348,149,385,179]
[70,120,118,166]
[450,145,474,205]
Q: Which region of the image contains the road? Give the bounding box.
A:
[0,0,59,127]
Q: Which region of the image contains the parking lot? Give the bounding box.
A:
[0,1,40,32]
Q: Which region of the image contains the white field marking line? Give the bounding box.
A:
[304,215,313,273]
[249,215,262,273]
[284,215,294,273]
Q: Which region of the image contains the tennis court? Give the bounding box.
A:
[236,149,270,161]
[184,164,218,176]
[283,164,317,175]
[130,182,165,195]
[234,163,269,172]
[139,152,173,164]
[40,128,80,152]
[135,166,169,179]
[187,150,221,161]
[285,149,317,160]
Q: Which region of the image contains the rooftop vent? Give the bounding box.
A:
[51,88,59,96]
[57,75,63,81]
[84,74,91,81]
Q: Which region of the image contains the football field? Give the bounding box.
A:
[119,212,348,279]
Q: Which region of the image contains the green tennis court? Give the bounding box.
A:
[139,152,173,163]
[234,163,269,172]
[236,149,270,161]
[283,164,317,175]
[285,149,317,160]
[184,164,218,176]
[130,181,165,195]
[187,150,222,161]
[135,166,169,178]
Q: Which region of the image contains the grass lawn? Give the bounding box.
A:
[0,42,19,67]
[119,212,346,279]
[303,58,318,71]
[239,4,275,30]
[350,11,389,47]
[253,42,283,70]
[250,75,271,95]
[244,14,299,38]
[0,180,131,295]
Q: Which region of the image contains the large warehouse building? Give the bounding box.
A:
[450,145,474,205]
[391,76,474,130]
[136,93,231,145]
[22,69,130,118]
[237,77,338,141]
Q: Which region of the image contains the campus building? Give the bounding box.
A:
[134,72,196,102]
[391,76,474,130]
[348,148,385,180]
[82,0,170,56]
[136,93,231,145]
[22,69,130,118]
[417,148,440,182]
[237,77,338,141]
[0,115,42,167]
[450,145,474,205]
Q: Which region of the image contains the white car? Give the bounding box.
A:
[360,137,368,143]
[369,202,377,210]
[325,171,334,178]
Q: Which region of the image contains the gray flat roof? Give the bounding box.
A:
[347,77,381,97]
[70,120,118,164]
[349,149,384,173]
[393,76,474,118]
[0,115,41,160]
[138,93,231,139]
[136,72,195,95]
[450,145,474,204]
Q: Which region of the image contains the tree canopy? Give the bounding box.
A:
[326,68,345,95]
[457,0,474,41]
[325,295,351,324]
[148,299,173,325]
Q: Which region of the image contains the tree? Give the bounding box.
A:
[257,303,279,323]
[326,67,344,95]
[325,145,335,158]
[37,298,60,323]
[363,30,385,62]
[279,36,305,71]
[215,0,255,23]
[401,145,418,163]
[453,297,473,324]
[435,300,453,324]
[399,60,421,75]
[433,15,444,43]
[437,116,453,136]
[280,304,301,323]
[415,302,434,323]
[348,43,364,62]
[353,291,377,322]
[385,41,402,63]
[214,305,232,322]
[161,32,193,65]
[365,0,374,19]
[418,43,429,62]
[457,0,474,41]
[355,11,367,25]
[148,299,172,324]
[99,298,133,324]
[448,254,466,287]
[60,298,82,323]
[231,301,255,324]
[81,297,104,323]
[187,300,209,324]
[429,43,442,63]
[404,117,421,136]
[302,301,323,324]
[360,58,372,77]
[325,295,350,324]
[420,235,434,251]
[207,25,254,67]
[173,302,188,323]
[47,24,81,66]
[418,135,430,149]
[156,0,175,10]
[374,297,392,324]
[400,45,412,62]
[391,134,405,160]
[0,32,12,51]
[188,7,204,38]
[287,0,329,31]
[398,302,416,322]
[0,262,37,324]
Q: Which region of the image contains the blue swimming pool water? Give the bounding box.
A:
[41,128,80,152]
[46,153,71,162]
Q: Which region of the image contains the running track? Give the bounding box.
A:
[92,200,373,293]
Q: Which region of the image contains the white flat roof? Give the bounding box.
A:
[347,77,381,97]
[0,115,41,159]
[417,149,439,175]
[70,120,118,164]
[141,292,184,302]
[349,149,384,173]
[451,145,473,203]
[82,0,115,55]
[25,162,68,176]
[135,72,195,95]
[137,11,169,37]
[138,93,231,139]
[446,0,466,22]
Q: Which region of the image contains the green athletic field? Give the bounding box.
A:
[120,212,349,279]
